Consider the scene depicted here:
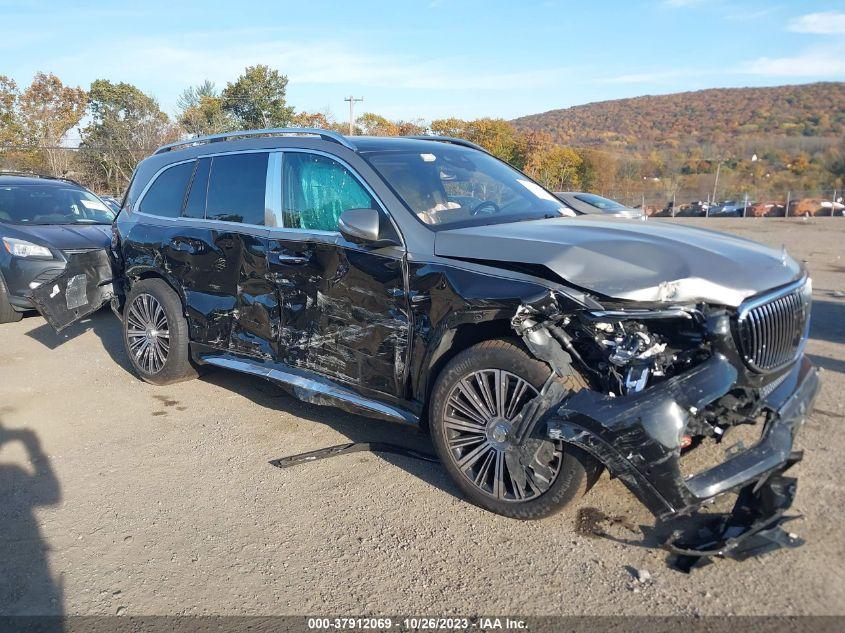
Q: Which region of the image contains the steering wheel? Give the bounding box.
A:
[470,200,501,216]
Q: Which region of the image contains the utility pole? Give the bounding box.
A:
[344,96,363,135]
[712,160,721,207]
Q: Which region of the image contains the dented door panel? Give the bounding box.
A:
[268,232,410,398]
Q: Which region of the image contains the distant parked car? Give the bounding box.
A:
[0,173,114,323]
[554,192,643,218]
[709,200,746,217]
[789,198,845,217]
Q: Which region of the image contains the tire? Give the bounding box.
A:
[123,278,196,385]
[429,338,593,519]
[0,275,23,324]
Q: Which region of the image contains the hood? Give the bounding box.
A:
[434,217,803,307]
[3,223,112,252]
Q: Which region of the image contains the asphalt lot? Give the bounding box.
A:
[1,217,844,616]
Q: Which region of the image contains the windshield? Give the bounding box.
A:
[365,148,571,230]
[0,184,115,225]
[573,193,628,211]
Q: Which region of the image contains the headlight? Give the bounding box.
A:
[2,237,53,259]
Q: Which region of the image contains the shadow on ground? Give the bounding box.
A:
[22,309,132,374]
[199,369,461,501]
[0,407,63,616]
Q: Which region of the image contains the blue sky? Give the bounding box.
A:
[2,0,845,121]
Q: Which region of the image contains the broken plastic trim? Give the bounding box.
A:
[269,442,438,468]
[664,452,804,573]
[29,249,114,331]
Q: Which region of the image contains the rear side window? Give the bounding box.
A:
[206,152,268,225]
[282,152,375,231]
[138,162,194,218]
[183,158,210,219]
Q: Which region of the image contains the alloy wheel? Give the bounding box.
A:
[126,293,170,374]
[443,369,562,502]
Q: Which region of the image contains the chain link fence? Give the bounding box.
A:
[586,186,843,218]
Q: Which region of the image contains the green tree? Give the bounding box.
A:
[177,81,236,137]
[81,79,178,193]
[221,65,294,129]
[18,72,87,176]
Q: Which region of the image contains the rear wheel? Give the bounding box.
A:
[0,275,23,324]
[123,279,196,385]
[430,338,592,519]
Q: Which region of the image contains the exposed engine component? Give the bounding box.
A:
[513,291,709,397]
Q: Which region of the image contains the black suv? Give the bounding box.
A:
[0,173,114,323]
[34,129,818,550]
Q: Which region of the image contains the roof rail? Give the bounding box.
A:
[404,135,489,154]
[0,170,81,186]
[154,128,357,155]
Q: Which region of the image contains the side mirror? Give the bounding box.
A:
[338,208,400,248]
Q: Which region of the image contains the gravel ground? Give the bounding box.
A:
[1,217,843,616]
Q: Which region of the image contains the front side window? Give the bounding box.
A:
[282,152,376,231]
[0,184,115,225]
[365,147,569,230]
[138,161,194,218]
[206,153,268,225]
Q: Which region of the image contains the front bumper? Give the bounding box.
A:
[545,353,819,569]
[547,353,819,518]
[1,257,67,310]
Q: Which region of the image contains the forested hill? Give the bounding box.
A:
[511,83,845,152]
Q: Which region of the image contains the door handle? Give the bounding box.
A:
[269,252,309,265]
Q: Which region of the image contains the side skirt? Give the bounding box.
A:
[194,349,420,427]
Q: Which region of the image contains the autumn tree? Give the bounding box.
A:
[356,112,398,136]
[464,118,527,168]
[290,111,330,129]
[17,73,87,176]
[0,76,20,146]
[524,145,583,191]
[221,65,294,129]
[580,149,618,195]
[177,81,236,137]
[81,80,179,193]
[430,118,468,138]
[395,119,427,136]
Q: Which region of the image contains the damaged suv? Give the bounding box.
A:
[34,129,818,553]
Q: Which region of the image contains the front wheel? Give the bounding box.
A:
[123,279,196,385]
[0,275,23,324]
[429,339,594,519]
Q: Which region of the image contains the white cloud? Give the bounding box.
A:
[740,46,845,76]
[41,31,573,115]
[788,11,845,34]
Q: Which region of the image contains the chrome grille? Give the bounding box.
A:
[736,279,811,372]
